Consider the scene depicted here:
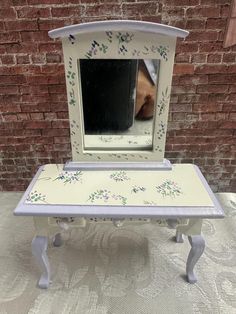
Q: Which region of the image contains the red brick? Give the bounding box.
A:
[5,43,38,54]
[48,85,66,94]
[51,6,82,17]
[17,113,31,121]
[195,64,228,74]
[193,103,223,112]
[172,85,196,94]
[0,86,19,95]
[57,112,69,119]
[0,32,20,43]
[2,114,18,122]
[178,94,208,104]
[0,75,26,85]
[46,53,61,63]
[0,55,15,64]
[207,54,222,63]
[21,31,50,42]
[31,54,45,64]
[140,15,162,24]
[222,53,236,63]
[44,112,57,120]
[199,42,228,53]
[0,104,21,113]
[38,20,67,31]
[163,7,185,17]
[0,8,17,20]
[16,7,51,19]
[186,31,219,42]
[16,54,30,64]
[38,43,62,53]
[197,85,229,94]
[186,19,205,29]
[208,74,236,84]
[175,54,190,63]
[54,136,70,144]
[52,121,69,129]
[179,75,208,85]
[206,18,227,29]
[221,4,231,17]
[42,129,69,137]
[23,121,51,129]
[191,54,207,63]
[122,2,158,16]
[186,7,220,18]
[174,64,194,74]
[28,0,80,4]
[5,20,38,31]
[11,0,28,5]
[30,113,44,120]
[218,121,236,129]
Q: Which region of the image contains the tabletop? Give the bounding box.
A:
[14,164,224,219]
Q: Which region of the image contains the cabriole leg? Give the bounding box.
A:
[186,235,205,284]
[32,236,50,289]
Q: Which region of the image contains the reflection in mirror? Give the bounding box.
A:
[79,59,160,151]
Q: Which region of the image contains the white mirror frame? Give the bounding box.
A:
[49,21,188,170]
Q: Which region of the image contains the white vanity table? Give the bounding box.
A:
[14,20,224,289]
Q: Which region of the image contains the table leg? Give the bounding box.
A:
[186,235,205,284]
[32,236,51,289]
[175,230,184,243]
[53,233,63,247]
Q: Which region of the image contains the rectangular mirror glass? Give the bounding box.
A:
[79,59,160,151]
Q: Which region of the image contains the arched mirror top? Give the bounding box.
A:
[48,20,189,39]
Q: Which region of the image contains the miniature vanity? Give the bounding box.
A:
[14,20,224,289]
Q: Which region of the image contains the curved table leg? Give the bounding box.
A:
[53,233,63,247]
[32,236,50,289]
[186,235,205,284]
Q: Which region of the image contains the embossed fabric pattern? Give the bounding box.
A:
[0,192,235,314]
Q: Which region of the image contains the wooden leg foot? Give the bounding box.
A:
[32,236,50,289]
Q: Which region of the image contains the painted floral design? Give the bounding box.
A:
[54,171,83,185]
[116,32,134,55]
[98,135,123,143]
[88,189,127,205]
[143,200,157,205]
[72,140,80,155]
[158,87,170,116]
[85,40,108,59]
[156,121,165,139]
[156,180,182,198]
[69,89,76,106]
[67,71,75,86]
[106,31,113,43]
[109,171,130,182]
[68,34,75,44]
[70,120,79,136]
[131,186,146,193]
[156,45,169,61]
[26,190,46,203]
[131,44,169,60]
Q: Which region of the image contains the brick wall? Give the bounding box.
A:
[0,0,235,192]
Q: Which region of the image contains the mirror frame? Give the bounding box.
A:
[49,20,188,165]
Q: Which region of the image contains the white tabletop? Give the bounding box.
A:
[14,164,224,219]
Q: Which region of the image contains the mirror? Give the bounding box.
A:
[79,59,160,151]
